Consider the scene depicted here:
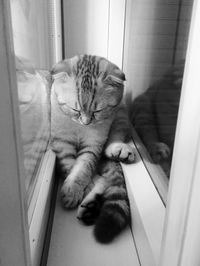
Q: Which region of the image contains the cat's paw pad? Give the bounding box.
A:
[105,142,135,163]
[60,179,85,209]
[149,142,171,163]
[77,195,103,225]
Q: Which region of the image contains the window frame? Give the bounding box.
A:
[160,0,200,264]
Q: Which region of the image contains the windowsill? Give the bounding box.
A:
[46,184,140,266]
[122,132,166,265]
[130,127,169,205]
[45,134,166,266]
[28,149,56,266]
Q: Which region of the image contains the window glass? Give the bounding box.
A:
[9,0,52,193]
[124,0,194,178]
[16,57,51,191]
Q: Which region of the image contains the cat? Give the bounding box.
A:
[130,60,184,175]
[50,54,135,243]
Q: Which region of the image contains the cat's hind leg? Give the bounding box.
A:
[77,176,107,225]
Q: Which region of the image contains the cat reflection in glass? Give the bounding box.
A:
[131,60,184,176]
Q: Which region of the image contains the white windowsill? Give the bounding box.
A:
[122,130,166,266]
[45,133,166,266]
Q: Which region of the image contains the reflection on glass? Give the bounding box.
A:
[9,0,52,193]
[16,57,50,191]
[131,61,184,176]
[124,0,194,177]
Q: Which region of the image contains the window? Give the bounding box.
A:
[123,0,194,203]
[10,0,62,194]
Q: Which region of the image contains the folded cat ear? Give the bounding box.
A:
[51,56,79,80]
[104,66,125,106]
[52,71,68,81]
[98,58,126,86]
[105,68,126,86]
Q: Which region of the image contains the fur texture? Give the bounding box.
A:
[50,54,135,242]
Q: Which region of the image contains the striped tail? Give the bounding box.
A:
[94,188,130,243]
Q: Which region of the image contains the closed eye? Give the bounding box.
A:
[108,103,119,108]
[59,103,80,112]
[94,108,104,113]
[71,107,80,113]
[94,104,118,113]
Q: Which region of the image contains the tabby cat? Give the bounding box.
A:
[50,54,135,243]
[131,60,184,175]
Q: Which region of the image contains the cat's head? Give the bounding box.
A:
[51,55,125,125]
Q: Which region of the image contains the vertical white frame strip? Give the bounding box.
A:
[29,150,56,266]
[0,1,31,265]
[48,0,63,66]
[160,0,200,265]
[107,0,126,68]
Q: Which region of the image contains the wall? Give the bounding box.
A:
[62,0,126,68]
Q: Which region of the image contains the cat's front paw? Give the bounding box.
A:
[105,142,135,163]
[60,179,85,209]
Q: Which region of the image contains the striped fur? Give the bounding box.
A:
[51,55,135,242]
[77,159,131,243]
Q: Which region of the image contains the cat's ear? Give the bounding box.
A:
[51,60,71,81]
[104,66,125,106]
[99,58,126,86]
[51,56,79,80]
[105,68,126,86]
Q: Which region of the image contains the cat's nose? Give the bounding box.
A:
[80,114,91,125]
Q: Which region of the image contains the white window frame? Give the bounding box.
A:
[160,0,200,264]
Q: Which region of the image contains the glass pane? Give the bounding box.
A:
[9,0,52,193]
[16,58,50,191]
[124,0,194,178]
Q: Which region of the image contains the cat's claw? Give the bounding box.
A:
[105,142,135,163]
[60,179,85,209]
